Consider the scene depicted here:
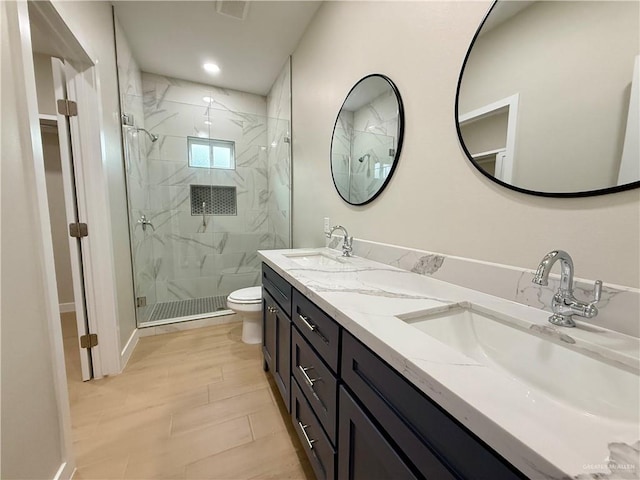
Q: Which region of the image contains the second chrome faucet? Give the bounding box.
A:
[325,225,353,257]
[532,250,602,327]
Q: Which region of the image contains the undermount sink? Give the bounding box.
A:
[397,303,639,423]
[284,251,356,271]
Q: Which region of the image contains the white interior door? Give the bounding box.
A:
[51,57,92,381]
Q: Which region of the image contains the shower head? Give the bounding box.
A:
[136,128,159,143]
[358,153,371,163]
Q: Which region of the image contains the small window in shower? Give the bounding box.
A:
[188,137,235,169]
[190,185,237,216]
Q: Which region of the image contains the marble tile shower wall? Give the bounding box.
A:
[133,73,276,303]
[266,59,292,250]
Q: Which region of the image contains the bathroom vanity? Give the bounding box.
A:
[260,248,639,480]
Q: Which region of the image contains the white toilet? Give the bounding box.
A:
[227,286,263,344]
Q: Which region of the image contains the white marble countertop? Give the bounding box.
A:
[258,248,640,480]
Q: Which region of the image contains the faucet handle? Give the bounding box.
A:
[592,280,602,304]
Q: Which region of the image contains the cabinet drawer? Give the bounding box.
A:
[262,263,292,316]
[291,379,336,480]
[292,326,338,443]
[338,387,419,480]
[292,290,340,373]
[341,332,524,480]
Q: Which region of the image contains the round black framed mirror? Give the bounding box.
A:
[330,74,404,205]
[456,0,640,197]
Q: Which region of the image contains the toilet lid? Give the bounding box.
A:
[228,286,262,304]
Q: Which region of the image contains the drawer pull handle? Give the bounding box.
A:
[299,314,329,344]
[268,306,278,313]
[298,422,316,450]
[299,365,319,388]
[299,314,317,332]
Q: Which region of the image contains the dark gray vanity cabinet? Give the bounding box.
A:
[261,262,524,480]
[291,380,336,480]
[290,289,340,479]
[338,387,419,480]
[262,264,292,411]
[341,332,523,480]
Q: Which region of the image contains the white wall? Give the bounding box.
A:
[51,0,137,349]
[291,1,640,289]
[33,52,75,307]
[1,3,68,477]
[33,52,57,115]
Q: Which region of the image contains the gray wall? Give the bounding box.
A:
[291,1,639,288]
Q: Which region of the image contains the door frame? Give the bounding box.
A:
[8,2,76,478]
[26,0,122,378]
[458,93,519,183]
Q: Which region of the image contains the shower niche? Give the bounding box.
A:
[190,185,238,217]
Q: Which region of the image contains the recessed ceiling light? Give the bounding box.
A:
[203,63,220,74]
[203,96,213,104]
[204,120,212,126]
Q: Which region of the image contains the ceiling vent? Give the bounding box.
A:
[216,1,250,20]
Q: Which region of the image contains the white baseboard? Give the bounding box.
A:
[119,328,140,371]
[53,460,75,480]
[59,302,75,313]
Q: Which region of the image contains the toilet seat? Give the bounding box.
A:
[228,286,262,304]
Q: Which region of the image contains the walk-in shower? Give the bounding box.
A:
[115,22,292,327]
[119,80,291,327]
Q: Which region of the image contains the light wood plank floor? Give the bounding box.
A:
[61,313,314,480]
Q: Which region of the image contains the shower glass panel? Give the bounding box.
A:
[122,94,291,327]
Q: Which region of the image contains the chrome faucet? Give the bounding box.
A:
[325,225,353,257]
[532,250,602,327]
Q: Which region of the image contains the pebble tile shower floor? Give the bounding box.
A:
[61,312,313,479]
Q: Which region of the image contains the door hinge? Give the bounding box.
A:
[80,333,98,349]
[136,296,147,308]
[69,222,88,238]
[57,99,78,117]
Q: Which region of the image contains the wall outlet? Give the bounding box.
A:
[323,217,331,233]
